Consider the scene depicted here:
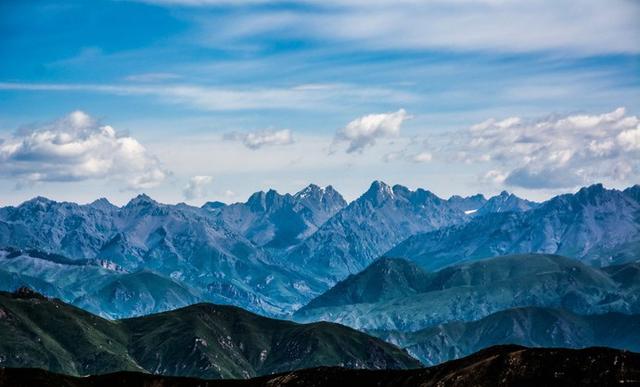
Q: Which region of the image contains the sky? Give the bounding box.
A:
[0,0,638,206]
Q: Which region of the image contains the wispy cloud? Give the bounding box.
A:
[224,129,294,149]
[143,0,640,55]
[0,82,412,111]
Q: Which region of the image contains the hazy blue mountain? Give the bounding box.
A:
[0,267,63,300]
[73,271,201,319]
[388,184,640,271]
[0,182,636,318]
[475,190,538,215]
[0,248,201,318]
[0,194,324,316]
[446,193,487,212]
[0,289,419,379]
[201,201,227,210]
[294,254,640,331]
[376,307,640,365]
[0,196,117,260]
[283,181,470,283]
[624,184,640,203]
[212,184,346,249]
[446,191,538,216]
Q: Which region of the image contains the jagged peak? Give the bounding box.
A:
[448,193,486,201]
[125,193,157,207]
[364,180,393,196]
[89,197,117,210]
[577,183,606,195]
[294,183,323,198]
[245,189,288,212]
[571,183,612,202]
[324,185,339,194]
[247,190,266,203]
[90,197,111,205]
[202,201,226,210]
[359,181,396,206]
[294,184,346,207]
[20,196,56,206]
[392,184,411,196]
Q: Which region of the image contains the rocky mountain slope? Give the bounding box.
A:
[388,184,640,270]
[208,184,346,249]
[283,181,472,283]
[1,345,638,387]
[0,289,419,379]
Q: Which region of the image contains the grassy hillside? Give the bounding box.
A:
[0,289,418,379]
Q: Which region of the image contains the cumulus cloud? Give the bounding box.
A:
[457,107,640,189]
[335,109,408,153]
[183,175,213,200]
[224,129,294,150]
[0,111,167,189]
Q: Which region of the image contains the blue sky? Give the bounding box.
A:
[0,0,638,205]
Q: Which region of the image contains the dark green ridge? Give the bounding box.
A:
[0,288,419,380]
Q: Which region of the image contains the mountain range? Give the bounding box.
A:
[2,345,638,387]
[0,182,637,319]
[294,254,640,331]
[0,288,418,379]
[375,307,640,365]
[388,184,640,270]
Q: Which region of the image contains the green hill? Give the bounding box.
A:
[0,288,419,379]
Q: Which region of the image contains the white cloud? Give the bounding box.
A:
[455,107,640,189]
[0,111,167,189]
[483,170,507,185]
[224,129,294,149]
[335,109,408,153]
[411,151,432,163]
[618,126,640,151]
[183,175,213,200]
